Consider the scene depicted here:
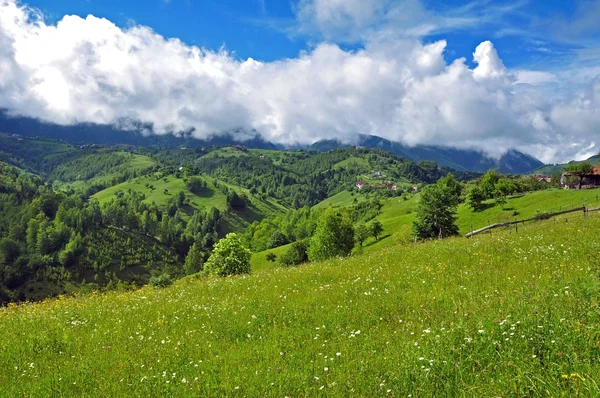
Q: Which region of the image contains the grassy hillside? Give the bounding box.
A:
[532,155,600,176]
[2,212,599,396]
[93,172,288,232]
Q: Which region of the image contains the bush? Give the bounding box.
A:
[267,230,289,249]
[266,253,277,262]
[149,273,173,288]
[279,240,309,267]
[308,207,354,262]
[204,233,251,276]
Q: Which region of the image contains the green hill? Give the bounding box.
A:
[2,212,599,396]
[93,172,288,232]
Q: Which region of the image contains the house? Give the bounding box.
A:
[561,165,600,188]
[391,185,398,191]
[412,186,419,193]
[356,181,366,190]
[536,175,552,183]
[372,170,383,178]
[259,155,266,160]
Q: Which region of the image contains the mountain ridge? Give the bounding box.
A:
[310,135,544,174]
[0,111,543,173]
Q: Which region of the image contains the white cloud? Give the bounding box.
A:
[0,0,599,162]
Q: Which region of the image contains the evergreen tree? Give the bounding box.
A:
[184,240,204,275]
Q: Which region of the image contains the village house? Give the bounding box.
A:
[561,165,600,189]
[356,181,365,190]
[536,175,552,183]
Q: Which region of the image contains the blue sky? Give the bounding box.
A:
[22,0,600,68]
[1,0,599,162]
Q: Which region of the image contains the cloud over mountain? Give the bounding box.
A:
[0,0,599,162]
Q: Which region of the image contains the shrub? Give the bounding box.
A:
[149,273,173,288]
[266,253,277,262]
[267,231,289,249]
[204,233,251,276]
[279,240,309,267]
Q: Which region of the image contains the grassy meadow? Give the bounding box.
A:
[2,210,600,396]
[252,188,600,271]
[92,172,288,232]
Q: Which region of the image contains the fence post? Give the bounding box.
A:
[515,218,518,233]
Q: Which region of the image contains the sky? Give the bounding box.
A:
[0,0,599,162]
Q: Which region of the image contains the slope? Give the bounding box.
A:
[311,135,545,174]
[92,172,288,232]
[2,212,599,396]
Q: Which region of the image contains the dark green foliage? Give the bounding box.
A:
[279,240,309,267]
[0,162,226,303]
[267,230,289,249]
[413,174,461,240]
[184,241,204,275]
[226,191,248,210]
[186,176,207,193]
[369,220,383,241]
[266,253,277,262]
[308,208,354,262]
[149,273,173,288]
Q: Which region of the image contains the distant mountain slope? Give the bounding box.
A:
[311,135,544,174]
[0,110,277,150]
[532,154,600,176]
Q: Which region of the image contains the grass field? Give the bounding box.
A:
[313,190,368,209]
[2,211,600,396]
[92,173,288,232]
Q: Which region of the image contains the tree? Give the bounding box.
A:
[495,178,516,198]
[176,191,186,207]
[186,176,206,194]
[466,184,487,211]
[267,230,289,249]
[354,223,370,246]
[369,220,383,241]
[308,207,354,262]
[184,240,204,275]
[204,233,251,276]
[564,162,594,189]
[413,175,460,240]
[279,240,309,266]
[266,253,277,262]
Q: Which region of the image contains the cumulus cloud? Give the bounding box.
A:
[0,0,599,162]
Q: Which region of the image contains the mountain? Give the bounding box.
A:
[0,110,278,150]
[0,111,544,173]
[532,154,600,176]
[310,135,544,174]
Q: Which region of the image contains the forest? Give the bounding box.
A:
[0,134,549,304]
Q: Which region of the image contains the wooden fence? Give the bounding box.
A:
[465,206,599,238]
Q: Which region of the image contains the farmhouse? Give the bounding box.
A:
[561,165,600,189]
[536,175,551,183]
[356,181,365,190]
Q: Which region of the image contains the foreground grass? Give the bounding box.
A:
[2,214,600,396]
